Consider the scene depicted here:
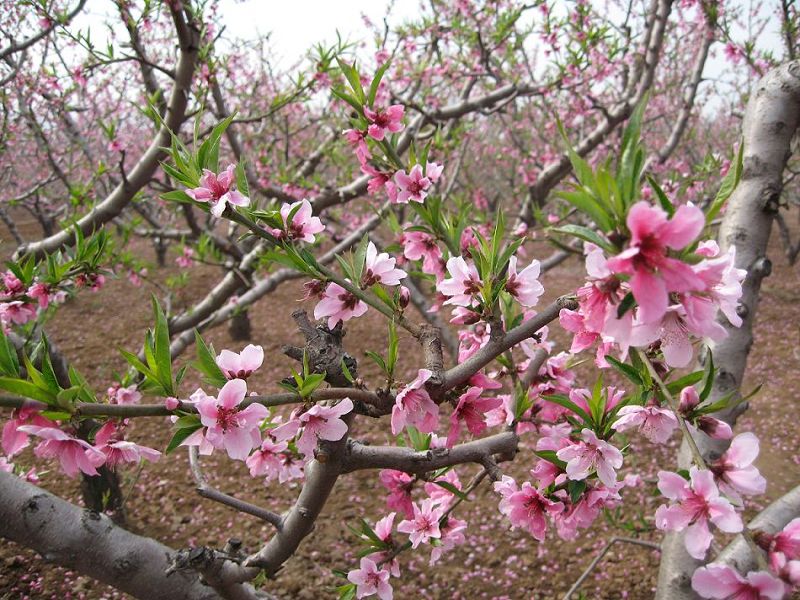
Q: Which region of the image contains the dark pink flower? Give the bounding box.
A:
[363,104,405,140]
[445,386,502,447]
[393,164,436,204]
[379,469,414,518]
[391,369,439,435]
[186,165,250,217]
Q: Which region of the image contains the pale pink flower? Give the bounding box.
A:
[500,480,564,541]
[245,438,289,481]
[194,379,268,460]
[272,399,353,458]
[612,405,678,443]
[268,199,325,243]
[369,512,401,577]
[363,104,405,140]
[93,422,161,468]
[679,386,733,440]
[606,202,705,323]
[343,128,371,163]
[0,301,36,326]
[361,242,407,287]
[109,384,141,405]
[0,456,12,473]
[393,164,435,204]
[423,470,462,509]
[379,469,414,518]
[347,557,393,600]
[655,467,743,559]
[429,515,467,565]
[27,282,52,308]
[711,432,766,501]
[438,256,482,307]
[504,255,544,307]
[770,518,800,561]
[692,564,785,600]
[692,246,747,327]
[2,407,51,457]
[400,231,443,279]
[186,165,250,217]
[445,386,502,447]
[313,281,368,328]
[397,498,444,548]
[391,369,439,435]
[176,247,194,268]
[17,425,106,478]
[216,344,264,379]
[556,429,623,487]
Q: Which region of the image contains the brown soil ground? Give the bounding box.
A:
[1,211,799,600]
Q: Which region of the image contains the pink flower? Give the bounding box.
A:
[655,467,743,559]
[679,386,733,439]
[710,432,766,501]
[186,165,250,217]
[438,256,482,307]
[498,479,564,541]
[429,515,467,565]
[397,498,444,548]
[400,231,443,278]
[216,344,264,379]
[194,379,268,460]
[313,281,368,328]
[343,128,371,163]
[0,301,36,327]
[692,246,747,327]
[363,104,405,140]
[268,199,325,243]
[361,242,407,287]
[1,271,25,296]
[176,247,194,268]
[391,369,440,435]
[93,422,161,468]
[2,408,51,457]
[379,469,414,518]
[692,564,784,599]
[612,405,678,443]
[347,557,393,600]
[423,470,462,509]
[245,438,289,481]
[369,512,401,577]
[108,384,142,405]
[16,425,106,478]
[445,386,502,447]
[606,202,705,323]
[393,164,436,204]
[272,399,353,458]
[27,282,52,308]
[504,256,544,307]
[556,429,623,487]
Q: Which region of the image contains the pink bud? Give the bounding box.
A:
[164,397,180,411]
[398,286,410,309]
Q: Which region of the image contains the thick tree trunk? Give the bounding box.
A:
[656,60,800,599]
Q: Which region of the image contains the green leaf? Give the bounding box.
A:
[551,225,616,254]
[604,355,643,386]
[556,190,613,232]
[540,394,592,425]
[616,292,636,319]
[166,423,202,454]
[534,449,567,470]
[160,189,194,204]
[0,377,57,404]
[706,143,743,224]
[568,479,587,504]
[193,330,228,388]
[368,60,391,106]
[151,296,174,396]
[665,370,704,395]
[699,352,715,401]
[646,175,674,217]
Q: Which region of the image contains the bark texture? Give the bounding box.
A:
[656,60,800,600]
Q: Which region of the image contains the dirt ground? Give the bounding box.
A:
[1,211,799,600]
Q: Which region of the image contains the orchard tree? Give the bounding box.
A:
[0,0,799,599]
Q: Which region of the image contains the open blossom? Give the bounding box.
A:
[2,407,51,457]
[438,256,482,307]
[692,246,747,327]
[379,469,414,518]
[314,281,368,328]
[0,301,37,327]
[692,564,785,600]
[176,246,194,268]
[496,478,564,541]
[371,512,401,576]
[400,231,443,279]
[93,422,161,468]
[430,515,467,565]
[362,242,407,287]
[556,429,623,487]
[392,163,442,204]
[504,255,544,307]
[193,379,268,461]
[391,369,439,435]
[347,557,393,600]
[16,425,106,478]
[606,201,705,324]
[272,399,353,458]
[27,282,53,308]
[216,344,264,379]
[268,199,325,243]
[655,467,743,559]
[612,404,678,443]
[108,384,141,405]
[710,432,766,501]
[424,470,462,509]
[363,104,405,140]
[397,498,444,548]
[761,519,800,579]
[343,128,371,163]
[245,438,289,481]
[445,386,502,447]
[186,164,250,217]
